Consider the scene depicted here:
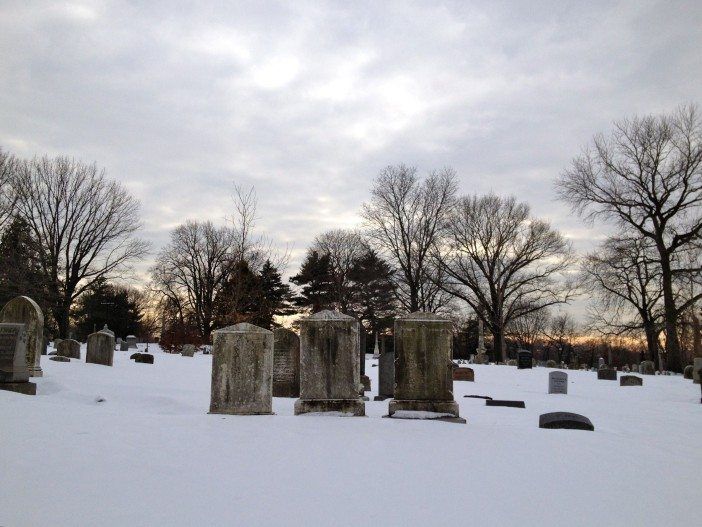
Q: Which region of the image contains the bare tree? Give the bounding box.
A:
[557,104,702,371]
[0,147,18,231]
[582,235,664,366]
[312,228,366,313]
[542,312,578,363]
[437,193,576,362]
[362,164,457,313]
[11,155,147,337]
[150,221,235,340]
[507,308,550,351]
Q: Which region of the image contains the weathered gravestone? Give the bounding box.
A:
[130,352,153,364]
[53,338,63,351]
[86,328,115,366]
[693,358,702,384]
[640,360,655,375]
[0,296,44,377]
[684,365,693,379]
[120,341,129,352]
[57,339,81,359]
[545,359,557,368]
[388,312,463,422]
[453,366,475,382]
[597,368,617,381]
[374,351,395,401]
[209,323,274,415]
[272,328,300,398]
[126,335,138,349]
[100,324,115,337]
[539,412,594,431]
[0,323,36,395]
[620,375,643,386]
[507,359,517,366]
[294,310,365,416]
[517,349,533,369]
[181,344,195,357]
[549,371,568,394]
[598,357,605,369]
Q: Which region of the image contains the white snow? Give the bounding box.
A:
[1,346,700,527]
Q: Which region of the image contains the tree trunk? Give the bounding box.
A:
[644,323,659,369]
[660,254,682,372]
[492,325,507,362]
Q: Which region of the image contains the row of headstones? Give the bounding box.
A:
[209,311,464,421]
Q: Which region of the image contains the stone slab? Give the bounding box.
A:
[0,381,36,395]
[273,328,300,398]
[294,398,365,416]
[485,400,526,408]
[620,375,643,386]
[597,368,617,381]
[453,367,475,382]
[0,296,44,377]
[549,371,568,394]
[539,412,594,431]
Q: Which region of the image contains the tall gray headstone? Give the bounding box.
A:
[57,339,81,359]
[0,296,44,377]
[374,351,395,401]
[388,312,463,422]
[0,323,36,395]
[294,310,365,416]
[209,323,274,415]
[126,335,138,349]
[86,329,115,366]
[273,328,300,398]
[181,344,195,357]
[548,370,568,394]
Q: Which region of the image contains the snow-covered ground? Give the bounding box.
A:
[1,345,700,527]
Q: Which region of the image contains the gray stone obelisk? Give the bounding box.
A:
[294,310,365,416]
[388,312,464,422]
[209,323,274,415]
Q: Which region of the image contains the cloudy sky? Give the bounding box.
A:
[1,0,701,315]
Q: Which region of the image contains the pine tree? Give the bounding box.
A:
[290,250,334,313]
[214,259,263,326]
[257,260,294,329]
[348,249,396,338]
[73,277,143,340]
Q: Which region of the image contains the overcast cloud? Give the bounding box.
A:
[1,0,701,318]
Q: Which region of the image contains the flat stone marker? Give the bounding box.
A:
[0,323,36,395]
[86,328,115,366]
[294,311,365,416]
[453,367,475,382]
[0,296,44,377]
[388,312,463,423]
[597,368,617,381]
[485,400,525,408]
[620,375,643,386]
[373,351,394,401]
[539,412,594,431]
[549,371,568,394]
[273,328,300,398]
[181,344,195,357]
[57,339,81,359]
[517,349,533,369]
[464,395,492,400]
[210,323,274,415]
[49,356,70,363]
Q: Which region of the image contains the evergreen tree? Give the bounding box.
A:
[0,216,52,329]
[73,278,143,340]
[290,250,334,313]
[257,260,294,329]
[348,249,396,338]
[214,259,263,326]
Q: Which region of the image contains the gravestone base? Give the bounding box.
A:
[0,381,36,395]
[387,399,462,421]
[373,395,391,401]
[294,398,365,416]
[208,407,274,416]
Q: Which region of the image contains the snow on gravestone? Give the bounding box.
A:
[57,339,81,359]
[388,312,463,422]
[374,351,395,401]
[272,328,300,398]
[209,323,274,415]
[0,296,44,377]
[294,310,365,416]
[86,329,115,366]
[548,371,568,394]
[0,323,36,395]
